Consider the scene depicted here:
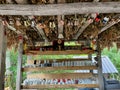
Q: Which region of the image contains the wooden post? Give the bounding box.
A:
[57,0,65,39]
[0,19,7,90]
[16,35,23,90]
[97,37,104,90]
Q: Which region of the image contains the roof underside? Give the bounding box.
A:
[0,0,120,49]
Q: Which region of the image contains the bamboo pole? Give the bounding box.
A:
[0,19,7,90]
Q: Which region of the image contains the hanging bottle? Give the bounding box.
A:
[74,14,79,26]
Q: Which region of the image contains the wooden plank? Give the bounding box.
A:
[16,35,23,90]
[26,58,90,64]
[22,66,97,72]
[27,73,93,79]
[0,19,7,90]
[21,84,99,89]
[0,2,120,15]
[98,18,120,35]
[25,50,95,55]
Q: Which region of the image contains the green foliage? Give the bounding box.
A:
[33,55,74,60]
[102,43,120,73]
[8,47,27,90]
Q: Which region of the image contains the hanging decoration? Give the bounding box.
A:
[9,18,14,25]
[102,16,109,24]
[15,18,22,26]
[74,14,79,27]
[24,20,31,27]
[49,19,56,29]
[67,18,73,26]
[95,14,101,22]
[36,20,46,29]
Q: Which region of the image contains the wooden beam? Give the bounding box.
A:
[25,50,95,55]
[27,73,93,79]
[0,19,7,90]
[16,35,23,90]
[98,18,120,35]
[22,66,97,72]
[22,84,99,89]
[0,2,120,15]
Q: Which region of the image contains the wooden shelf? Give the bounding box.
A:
[25,50,95,55]
[22,66,97,72]
[27,73,94,79]
[26,58,90,64]
[21,84,99,89]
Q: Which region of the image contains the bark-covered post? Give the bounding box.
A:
[0,19,7,90]
[97,37,104,90]
[16,34,23,90]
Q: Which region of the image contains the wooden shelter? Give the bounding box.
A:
[0,0,120,90]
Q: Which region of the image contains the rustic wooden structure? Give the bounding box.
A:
[0,19,7,90]
[0,0,120,90]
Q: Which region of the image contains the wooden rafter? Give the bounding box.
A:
[73,0,100,40]
[36,25,48,42]
[98,15,120,35]
[73,20,93,39]
[0,2,120,15]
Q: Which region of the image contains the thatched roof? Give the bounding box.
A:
[0,0,120,49]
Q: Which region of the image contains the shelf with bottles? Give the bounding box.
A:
[21,75,99,89]
[22,66,97,72]
[26,58,91,65]
[22,59,97,72]
[21,58,99,89]
[24,39,96,55]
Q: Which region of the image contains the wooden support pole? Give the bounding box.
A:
[97,37,104,90]
[0,19,7,90]
[57,0,65,39]
[0,2,119,15]
[16,35,23,90]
